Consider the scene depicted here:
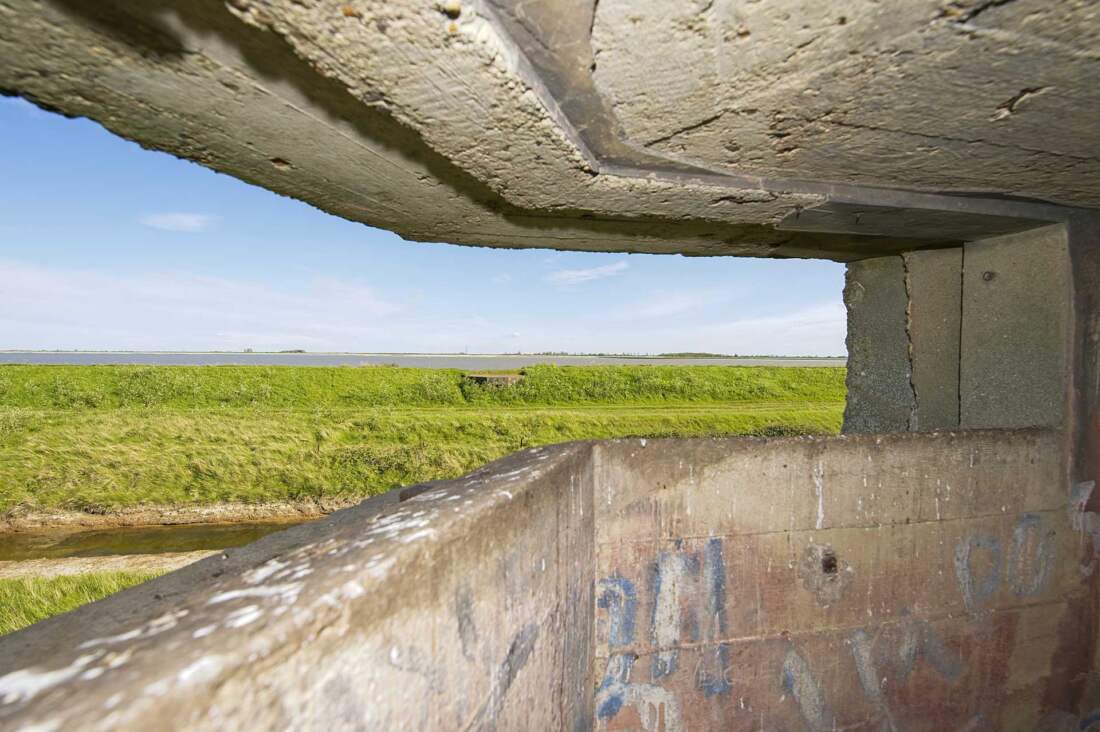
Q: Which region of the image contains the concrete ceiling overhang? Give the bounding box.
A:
[1,0,1095,260]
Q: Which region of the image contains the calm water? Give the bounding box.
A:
[0,352,845,368]
[0,521,304,561]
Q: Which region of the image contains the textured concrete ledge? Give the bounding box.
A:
[0,442,596,730]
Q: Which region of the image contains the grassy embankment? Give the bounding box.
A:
[0,571,164,635]
[0,364,846,514]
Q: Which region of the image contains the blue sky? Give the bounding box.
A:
[0,96,845,355]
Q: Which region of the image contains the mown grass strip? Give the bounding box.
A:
[0,364,846,409]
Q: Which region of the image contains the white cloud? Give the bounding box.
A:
[140,213,217,233]
[311,277,402,318]
[491,273,512,284]
[0,259,846,356]
[545,260,628,286]
[646,302,847,356]
[629,290,731,319]
[0,260,405,352]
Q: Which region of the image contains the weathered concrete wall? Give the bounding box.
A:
[1,430,1090,730]
[844,249,967,434]
[591,0,1100,208]
[906,247,963,431]
[592,430,1081,730]
[843,256,913,433]
[0,1,1084,259]
[845,225,1070,434]
[0,444,597,731]
[960,226,1071,430]
[1060,212,1100,727]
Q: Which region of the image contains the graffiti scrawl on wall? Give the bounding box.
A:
[954,513,1057,613]
[594,512,1061,730]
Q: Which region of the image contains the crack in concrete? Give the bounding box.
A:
[991,86,1049,121]
[823,117,1100,165]
[943,0,1021,24]
[902,253,920,431]
[643,111,726,148]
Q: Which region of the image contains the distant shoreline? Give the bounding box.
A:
[0,352,846,368]
[0,352,844,367]
[0,350,844,359]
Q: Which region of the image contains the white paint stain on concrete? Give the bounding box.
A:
[0,653,101,704]
[20,720,61,732]
[366,556,396,580]
[78,609,188,649]
[596,655,683,732]
[812,462,825,530]
[244,558,289,585]
[143,678,170,698]
[206,582,302,606]
[652,552,688,674]
[224,605,263,629]
[400,528,436,543]
[176,655,225,686]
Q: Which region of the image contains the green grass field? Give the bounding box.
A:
[0,364,846,514]
[0,572,164,635]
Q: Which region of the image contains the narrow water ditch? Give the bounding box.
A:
[0,521,305,562]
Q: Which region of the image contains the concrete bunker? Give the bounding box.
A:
[2,1,1100,729]
[0,429,1080,730]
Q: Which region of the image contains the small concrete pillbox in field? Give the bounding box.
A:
[464,373,523,387]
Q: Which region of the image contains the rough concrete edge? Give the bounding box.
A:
[841,255,913,433]
[903,247,965,431]
[4,0,1086,263]
[0,441,594,728]
[841,263,860,432]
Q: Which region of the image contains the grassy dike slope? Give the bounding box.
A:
[0,365,845,514]
[0,572,164,635]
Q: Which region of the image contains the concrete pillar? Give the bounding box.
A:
[842,256,912,433]
[959,226,1070,429]
[906,248,962,430]
[843,225,1069,433]
[1066,214,1100,717]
